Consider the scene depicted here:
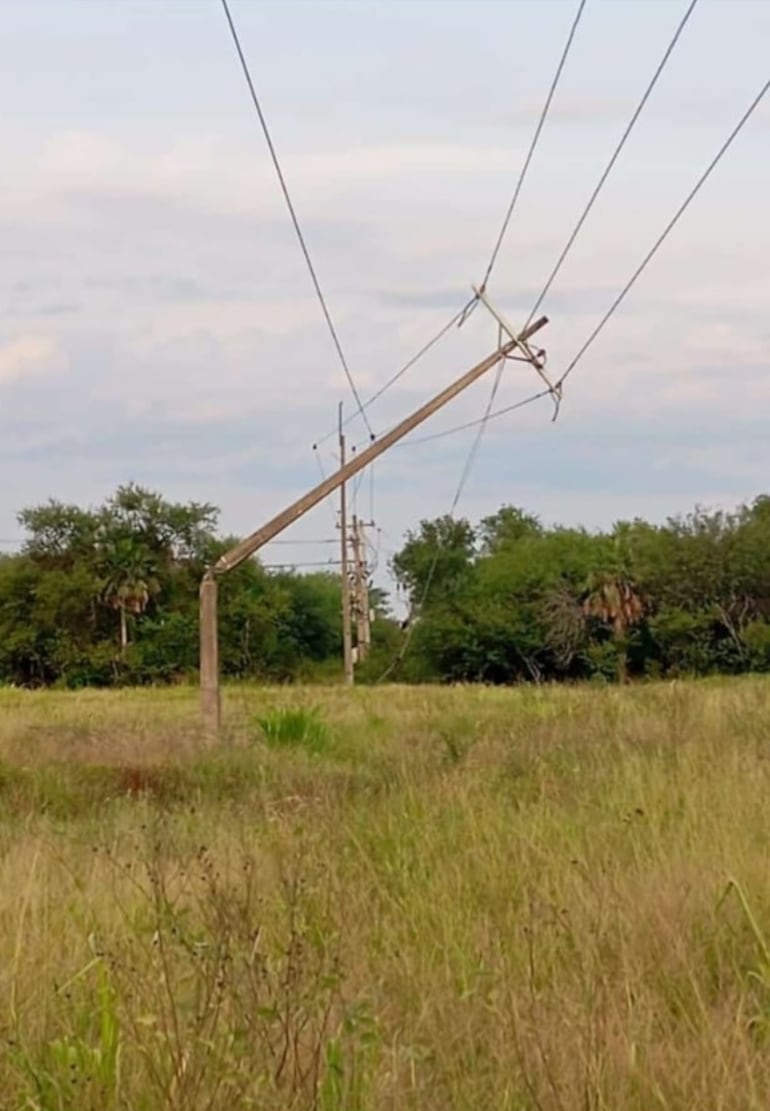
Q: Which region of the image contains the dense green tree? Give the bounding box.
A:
[388,499,770,685]
[3,488,770,689]
[391,515,475,601]
[478,505,542,554]
[0,486,369,687]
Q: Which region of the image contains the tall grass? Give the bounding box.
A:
[1,678,770,1108]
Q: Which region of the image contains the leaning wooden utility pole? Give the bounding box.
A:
[338,405,354,686]
[199,312,549,734]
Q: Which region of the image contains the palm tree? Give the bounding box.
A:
[105,578,148,653]
[582,575,644,683]
[101,560,159,654]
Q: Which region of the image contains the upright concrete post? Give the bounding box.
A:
[200,570,221,736]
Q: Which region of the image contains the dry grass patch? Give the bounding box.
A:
[1,678,770,1108]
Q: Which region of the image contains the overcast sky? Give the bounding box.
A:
[1,0,768,593]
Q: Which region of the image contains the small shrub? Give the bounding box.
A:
[254,706,331,755]
[429,712,478,767]
[11,958,120,1111]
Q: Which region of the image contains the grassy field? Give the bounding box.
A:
[2,679,770,1110]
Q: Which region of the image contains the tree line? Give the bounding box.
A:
[1,484,769,688]
[393,500,770,683]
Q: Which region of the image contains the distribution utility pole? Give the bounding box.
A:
[338,404,354,686]
[350,514,374,665]
[200,308,551,734]
[337,468,374,676]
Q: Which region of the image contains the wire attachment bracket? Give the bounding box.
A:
[471,283,561,419]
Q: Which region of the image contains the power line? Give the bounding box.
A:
[480,0,588,291]
[313,444,339,528]
[418,75,770,435]
[349,454,374,523]
[219,0,373,440]
[369,460,375,524]
[376,492,467,683]
[527,0,700,326]
[397,387,552,447]
[0,534,338,550]
[265,538,337,546]
[376,378,550,682]
[311,297,477,533]
[557,74,770,390]
[309,0,584,460]
[263,560,341,571]
[392,77,769,445]
[376,70,768,681]
[311,295,476,450]
[452,0,586,529]
[349,377,551,453]
[352,464,364,517]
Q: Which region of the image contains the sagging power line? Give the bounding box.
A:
[465,0,700,489]
[452,0,699,523]
[384,75,769,451]
[555,73,770,391]
[311,296,477,451]
[398,387,552,448]
[452,0,587,532]
[374,69,768,683]
[526,0,701,328]
[219,0,374,440]
[308,0,583,482]
[480,0,588,293]
[375,0,588,682]
[262,560,341,570]
[265,538,337,546]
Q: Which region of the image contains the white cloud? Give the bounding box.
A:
[40,130,124,182]
[0,336,64,384]
[9,129,530,222]
[0,0,768,552]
